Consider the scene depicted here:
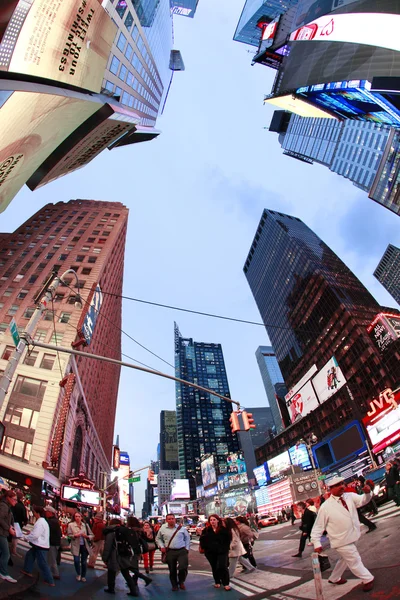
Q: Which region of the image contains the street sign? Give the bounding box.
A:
[318,474,326,480]
[128,476,141,483]
[9,319,20,346]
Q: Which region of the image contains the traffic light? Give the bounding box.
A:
[147,469,155,482]
[229,410,241,434]
[242,411,256,431]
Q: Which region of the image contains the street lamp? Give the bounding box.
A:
[299,434,322,495]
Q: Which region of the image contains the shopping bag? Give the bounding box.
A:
[318,554,331,572]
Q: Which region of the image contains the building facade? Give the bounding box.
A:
[255,346,288,433]
[174,323,240,497]
[160,410,179,470]
[0,199,128,502]
[374,244,400,306]
[244,209,400,463]
[158,469,181,507]
[171,0,200,18]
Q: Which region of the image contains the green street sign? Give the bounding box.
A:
[128,476,141,483]
[9,319,20,347]
[318,475,326,480]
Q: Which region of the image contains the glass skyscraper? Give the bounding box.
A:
[255,346,288,433]
[233,0,297,46]
[374,244,400,305]
[174,323,240,495]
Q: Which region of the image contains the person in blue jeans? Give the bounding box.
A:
[0,490,18,583]
[67,511,94,582]
[21,505,55,586]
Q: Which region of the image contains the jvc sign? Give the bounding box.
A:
[82,284,103,345]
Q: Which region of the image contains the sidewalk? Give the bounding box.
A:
[0,553,38,600]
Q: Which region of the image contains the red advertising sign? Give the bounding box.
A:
[362,388,400,453]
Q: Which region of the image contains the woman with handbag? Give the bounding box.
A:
[142,522,157,574]
[224,518,255,577]
[67,511,93,582]
[199,514,231,591]
[235,516,257,568]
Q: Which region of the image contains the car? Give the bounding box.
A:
[258,515,278,528]
[186,524,197,536]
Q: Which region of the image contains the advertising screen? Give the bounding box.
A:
[367,313,400,353]
[196,485,204,499]
[170,479,190,500]
[253,463,270,487]
[255,487,270,510]
[285,365,318,404]
[363,388,400,452]
[267,451,291,481]
[312,356,346,404]
[0,0,116,93]
[0,90,100,212]
[217,474,229,491]
[264,94,336,119]
[220,489,252,516]
[201,455,217,488]
[61,485,101,506]
[286,380,319,423]
[118,451,130,510]
[296,81,400,127]
[289,443,312,471]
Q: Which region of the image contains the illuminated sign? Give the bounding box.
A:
[267,451,291,481]
[170,479,190,500]
[264,94,337,119]
[288,443,312,471]
[311,356,346,404]
[286,380,319,423]
[0,0,116,94]
[367,313,400,353]
[201,455,217,489]
[290,12,400,55]
[292,0,359,30]
[61,485,100,506]
[117,451,130,510]
[82,284,103,346]
[253,463,270,487]
[285,365,318,403]
[296,80,400,126]
[362,388,400,452]
[262,19,278,42]
[112,446,120,471]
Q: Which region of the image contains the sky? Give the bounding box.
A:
[1,0,399,512]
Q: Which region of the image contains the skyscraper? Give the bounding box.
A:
[255,346,289,433]
[174,323,240,496]
[0,199,128,501]
[244,209,400,459]
[171,0,200,18]
[374,244,400,305]
[238,406,276,480]
[233,0,297,46]
[160,410,179,470]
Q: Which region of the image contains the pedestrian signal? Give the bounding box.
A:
[242,411,256,431]
[229,411,241,434]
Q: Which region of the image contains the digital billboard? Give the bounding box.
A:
[285,364,318,404]
[0,0,116,94]
[253,463,270,487]
[362,387,400,452]
[296,80,400,126]
[255,486,270,510]
[264,94,336,119]
[201,455,217,488]
[292,0,359,30]
[311,356,346,404]
[61,485,101,506]
[267,450,291,481]
[289,442,312,471]
[118,451,130,510]
[170,479,190,500]
[286,380,319,423]
[367,313,400,353]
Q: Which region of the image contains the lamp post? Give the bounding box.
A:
[299,434,322,495]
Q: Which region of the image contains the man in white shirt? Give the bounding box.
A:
[311,475,374,592]
[156,514,190,592]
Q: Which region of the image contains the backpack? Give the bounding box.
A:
[115,526,141,557]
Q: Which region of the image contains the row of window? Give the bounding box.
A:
[104,80,157,120]
[108,53,158,108]
[1,436,32,462]
[1,345,57,370]
[115,32,161,102]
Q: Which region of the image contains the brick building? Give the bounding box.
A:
[0,199,128,502]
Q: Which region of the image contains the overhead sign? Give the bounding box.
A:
[128,476,140,483]
[82,283,103,345]
[289,12,400,54]
[0,0,116,94]
[9,318,20,347]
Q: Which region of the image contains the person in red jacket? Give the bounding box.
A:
[88,512,105,568]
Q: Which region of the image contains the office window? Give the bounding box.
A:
[50,332,63,345]
[23,307,35,319]
[54,293,64,302]
[23,350,38,366]
[116,32,126,52]
[119,64,128,81]
[116,0,127,18]
[43,310,55,321]
[34,329,47,342]
[17,289,28,299]
[81,268,92,275]
[88,257,97,263]
[125,11,133,31]
[59,312,71,324]
[2,436,33,462]
[7,305,19,316]
[40,354,56,370]
[93,248,102,254]
[13,375,47,399]
[110,55,120,75]
[2,345,14,360]
[4,405,40,429]
[125,44,133,62]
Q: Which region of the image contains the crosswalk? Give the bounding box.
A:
[363,500,400,526]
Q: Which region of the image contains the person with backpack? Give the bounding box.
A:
[125,517,152,587]
[88,513,105,568]
[102,518,141,596]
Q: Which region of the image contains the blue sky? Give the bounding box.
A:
[1,0,399,512]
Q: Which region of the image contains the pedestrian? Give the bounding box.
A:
[142,521,157,573]
[44,505,62,580]
[292,501,316,558]
[235,516,257,568]
[156,513,190,591]
[126,517,152,587]
[281,508,287,522]
[199,514,231,591]
[224,517,254,578]
[384,462,400,506]
[88,512,105,568]
[0,490,17,583]
[21,505,55,586]
[311,475,375,592]
[67,511,93,582]
[354,478,377,533]
[290,504,296,525]
[102,518,140,596]
[10,491,27,558]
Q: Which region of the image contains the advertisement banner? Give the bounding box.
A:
[226,452,247,487]
[312,356,346,404]
[286,380,319,423]
[170,479,190,500]
[290,472,319,502]
[362,388,400,452]
[118,451,130,510]
[293,0,359,30]
[82,283,103,346]
[0,90,99,212]
[267,451,291,481]
[285,364,318,403]
[61,485,100,506]
[367,313,400,353]
[289,12,400,55]
[201,455,217,488]
[0,0,116,93]
[164,411,178,463]
[288,442,312,470]
[253,463,270,487]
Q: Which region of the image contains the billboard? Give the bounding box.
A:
[0,91,100,212]
[0,0,116,93]
[118,451,130,510]
[253,462,270,487]
[255,487,270,510]
[285,364,318,403]
[290,12,400,55]
[264,94,336,119]
[291,472,319,502]
[82,284,103,346]
[292,0,359,30]
[201,455,217,488]
[296,80,400,126]
[367,313,400,353]
[286,380,319,423]
[170,479,190,500]
[267,450,291,481]
[311,356,346,404]
[362,387,400,452]
[289,442,312,471]
[163,411,178,463]
[61,485,100,506]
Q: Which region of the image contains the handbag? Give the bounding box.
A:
[147,541,156,552]
[318,554,331,572]
[161,525,182,563]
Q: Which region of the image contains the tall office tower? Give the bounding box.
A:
[158,469,181,507]
[255,346,288,434]
[234,0,298,46]
[374,244,400,305]
[0,199,128,502]
[171,0,200,18]
[244,209,400,459]
[238,406,276,481]
[160,410,179,470]
[174,323,240,497]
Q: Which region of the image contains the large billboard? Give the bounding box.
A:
[226,452,247,487]
[163,411,178,463]
[253,463,270,487]
[0,0,116,93]
[264,94,336,119]
[285,364,318,404]
[201,455,217,488]
[170,479,190,500]
[311,356,346,404]
[267,450,291,481]
[362,387,400,452]
[118,451,130,511]
[61,485,101,506]
[286,380,319,423]
[292,0,359,30]
[0,91,100,212]
[367,313,400,353]
[288,442,312,471]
